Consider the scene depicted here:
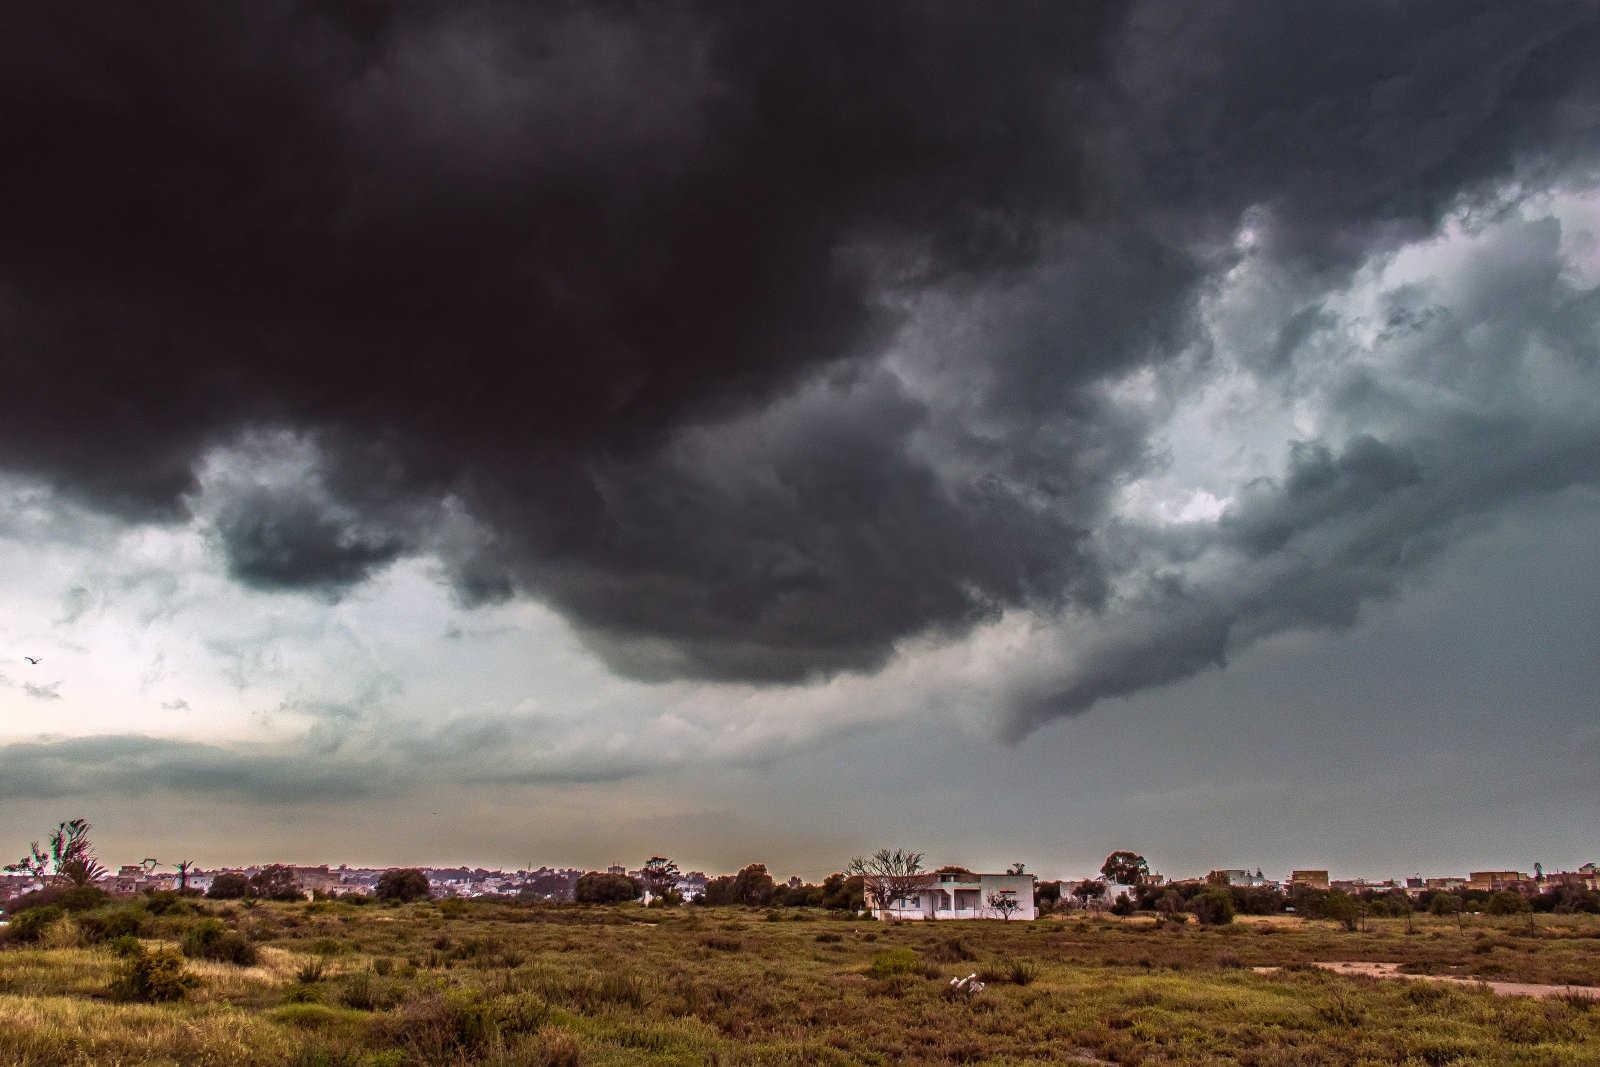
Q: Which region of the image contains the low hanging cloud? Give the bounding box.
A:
[1,1,1598,746]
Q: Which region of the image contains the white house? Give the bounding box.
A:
[874,870,1037,921]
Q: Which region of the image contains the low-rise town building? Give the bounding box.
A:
[876,870,1037,921]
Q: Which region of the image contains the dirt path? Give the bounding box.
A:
[1252,961,1600,1000]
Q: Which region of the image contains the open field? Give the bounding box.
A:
[3,900,1600,1065]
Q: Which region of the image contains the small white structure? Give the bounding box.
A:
[874,870,1037,921]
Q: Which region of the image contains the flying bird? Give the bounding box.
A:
[23,657,40,665]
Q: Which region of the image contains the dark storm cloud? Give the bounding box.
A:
[1000,212,1600,736]
[2,2,1598,693]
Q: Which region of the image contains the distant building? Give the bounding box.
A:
[293,866,341,893]
[1540,870,1600,892]
[1467,871,1527,892]
[1289,870,1329,890]
[1208,869,1271,887]
[874,870,1037,921]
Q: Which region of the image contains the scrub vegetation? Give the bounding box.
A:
[3,892,1600,1065]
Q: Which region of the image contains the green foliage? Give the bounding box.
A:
[868,948,922,979]
[1487,890,1531,915]
[976,958,1037,984]
[8,819,107,888]
[250,864,304,901]
[110,946,197,1002]
[7,904,64,943]
[182,917,260,965]
[207,872,252,899]
[106,933,144,958]
[820,873,865,911]
[1192,888,1236,926]
[1100,851,1150,886]
[1429,893,1463,916]
[96,907,146,941]
[6,885,107,916]
[574,872,640,904]
[374,868,431,903]
[929,936,975,962]
[376,989,554,1061]
[337,971,401,1011]
[730,863,776,906]
[1324,891,1363,932]
[639,856,682,902]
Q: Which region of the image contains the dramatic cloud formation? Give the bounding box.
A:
[2,2,1599,858]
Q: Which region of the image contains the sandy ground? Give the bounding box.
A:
[1252,961,1600,1000]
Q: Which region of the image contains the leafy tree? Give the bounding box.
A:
[249,864,302,901]
[375,868,432,902]
[1072,879,1106,905]
[640,857,682,903]
[1323,890,1362,932]
[574,872,640,904]
[698,875,736,906]
[847,848,925,915]
[1099,851,1149,886]
[820,873,864,911]
[1486,890,1530,915]
[7,818,106,888]
[1110,892,1135,917]
[174,861,195,893]
[731,863,776,906]
[987,891,1020,920]
[1007,862,1027,875]
[206,872,251,900]
[1192,887,1235,925]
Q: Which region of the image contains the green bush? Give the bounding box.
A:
[377,991,499,1062]
[1192,888,1236,926]
[181,918,260,965]
[106,934,144,958]
[206,872,251,900]
[7,905,64,943]
[977,958,1038,985]
[929,936,976,962]
[92,908,147,941]
[1487,891,1530,916]
[338,970,401,1011]
[868,948,923,979]
[110,946,196,1002]
[375,868,432,902]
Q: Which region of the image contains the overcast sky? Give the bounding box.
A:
[3,2,1598,881]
